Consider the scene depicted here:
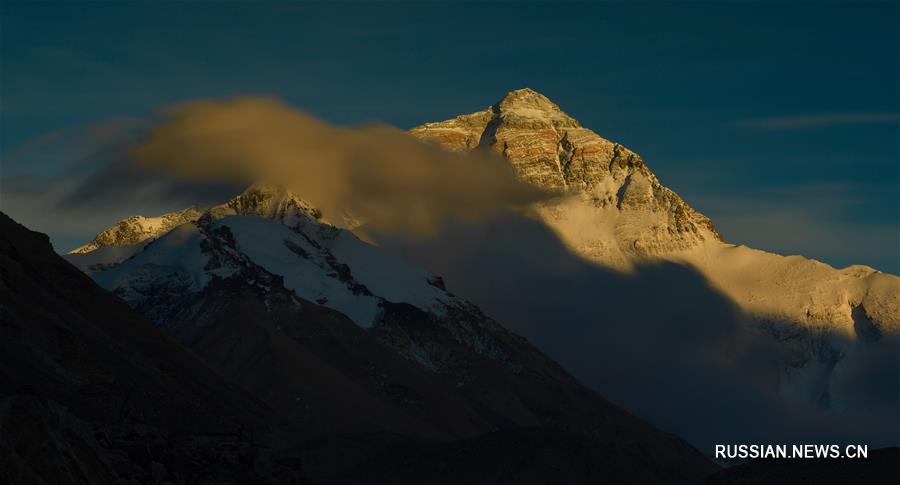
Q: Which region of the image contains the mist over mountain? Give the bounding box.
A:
[55,97,551,239]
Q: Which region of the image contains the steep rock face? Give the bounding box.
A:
[411,88,720,263]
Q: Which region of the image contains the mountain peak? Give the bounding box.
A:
[67,184,324,265]
[409,91,722,257]
[490,88,580,128]
[68,206,202,254]
[496,88,558,111]
[220,183,323,222]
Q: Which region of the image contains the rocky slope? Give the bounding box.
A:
[410,88,900,418]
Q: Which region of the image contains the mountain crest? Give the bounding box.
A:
[69,206,202,254]
[410,89,721,259]
[66,184,325,271]
[492,88,581,128]
[497,88,554,109]
[205,183,323,227]
[409,89,579,153]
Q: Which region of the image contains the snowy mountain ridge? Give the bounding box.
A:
[80,185,457,330]
[66,185,322,272]
[69,206,202,254]
[74,183,540,374]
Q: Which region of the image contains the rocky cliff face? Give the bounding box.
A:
[411,88,720,263]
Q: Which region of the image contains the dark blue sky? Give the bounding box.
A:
[1,1,898,272]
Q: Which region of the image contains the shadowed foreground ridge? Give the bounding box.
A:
[0,212,305,483]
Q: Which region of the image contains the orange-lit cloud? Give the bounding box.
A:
[133,97,552,236]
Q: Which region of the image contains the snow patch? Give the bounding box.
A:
[219,216,384,327]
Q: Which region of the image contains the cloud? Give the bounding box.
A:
[69,97,552,237]
[1,97,554,250]
[735,112,900,131]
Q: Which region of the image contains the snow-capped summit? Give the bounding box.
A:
[65,184,323,273]
[68,184,320,254]
[204,183,323,227]
[493,87,581,127]
[70,183,481,330]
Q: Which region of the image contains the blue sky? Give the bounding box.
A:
[1,1,897,272]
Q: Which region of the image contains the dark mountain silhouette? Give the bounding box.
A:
[0,212,305,484]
